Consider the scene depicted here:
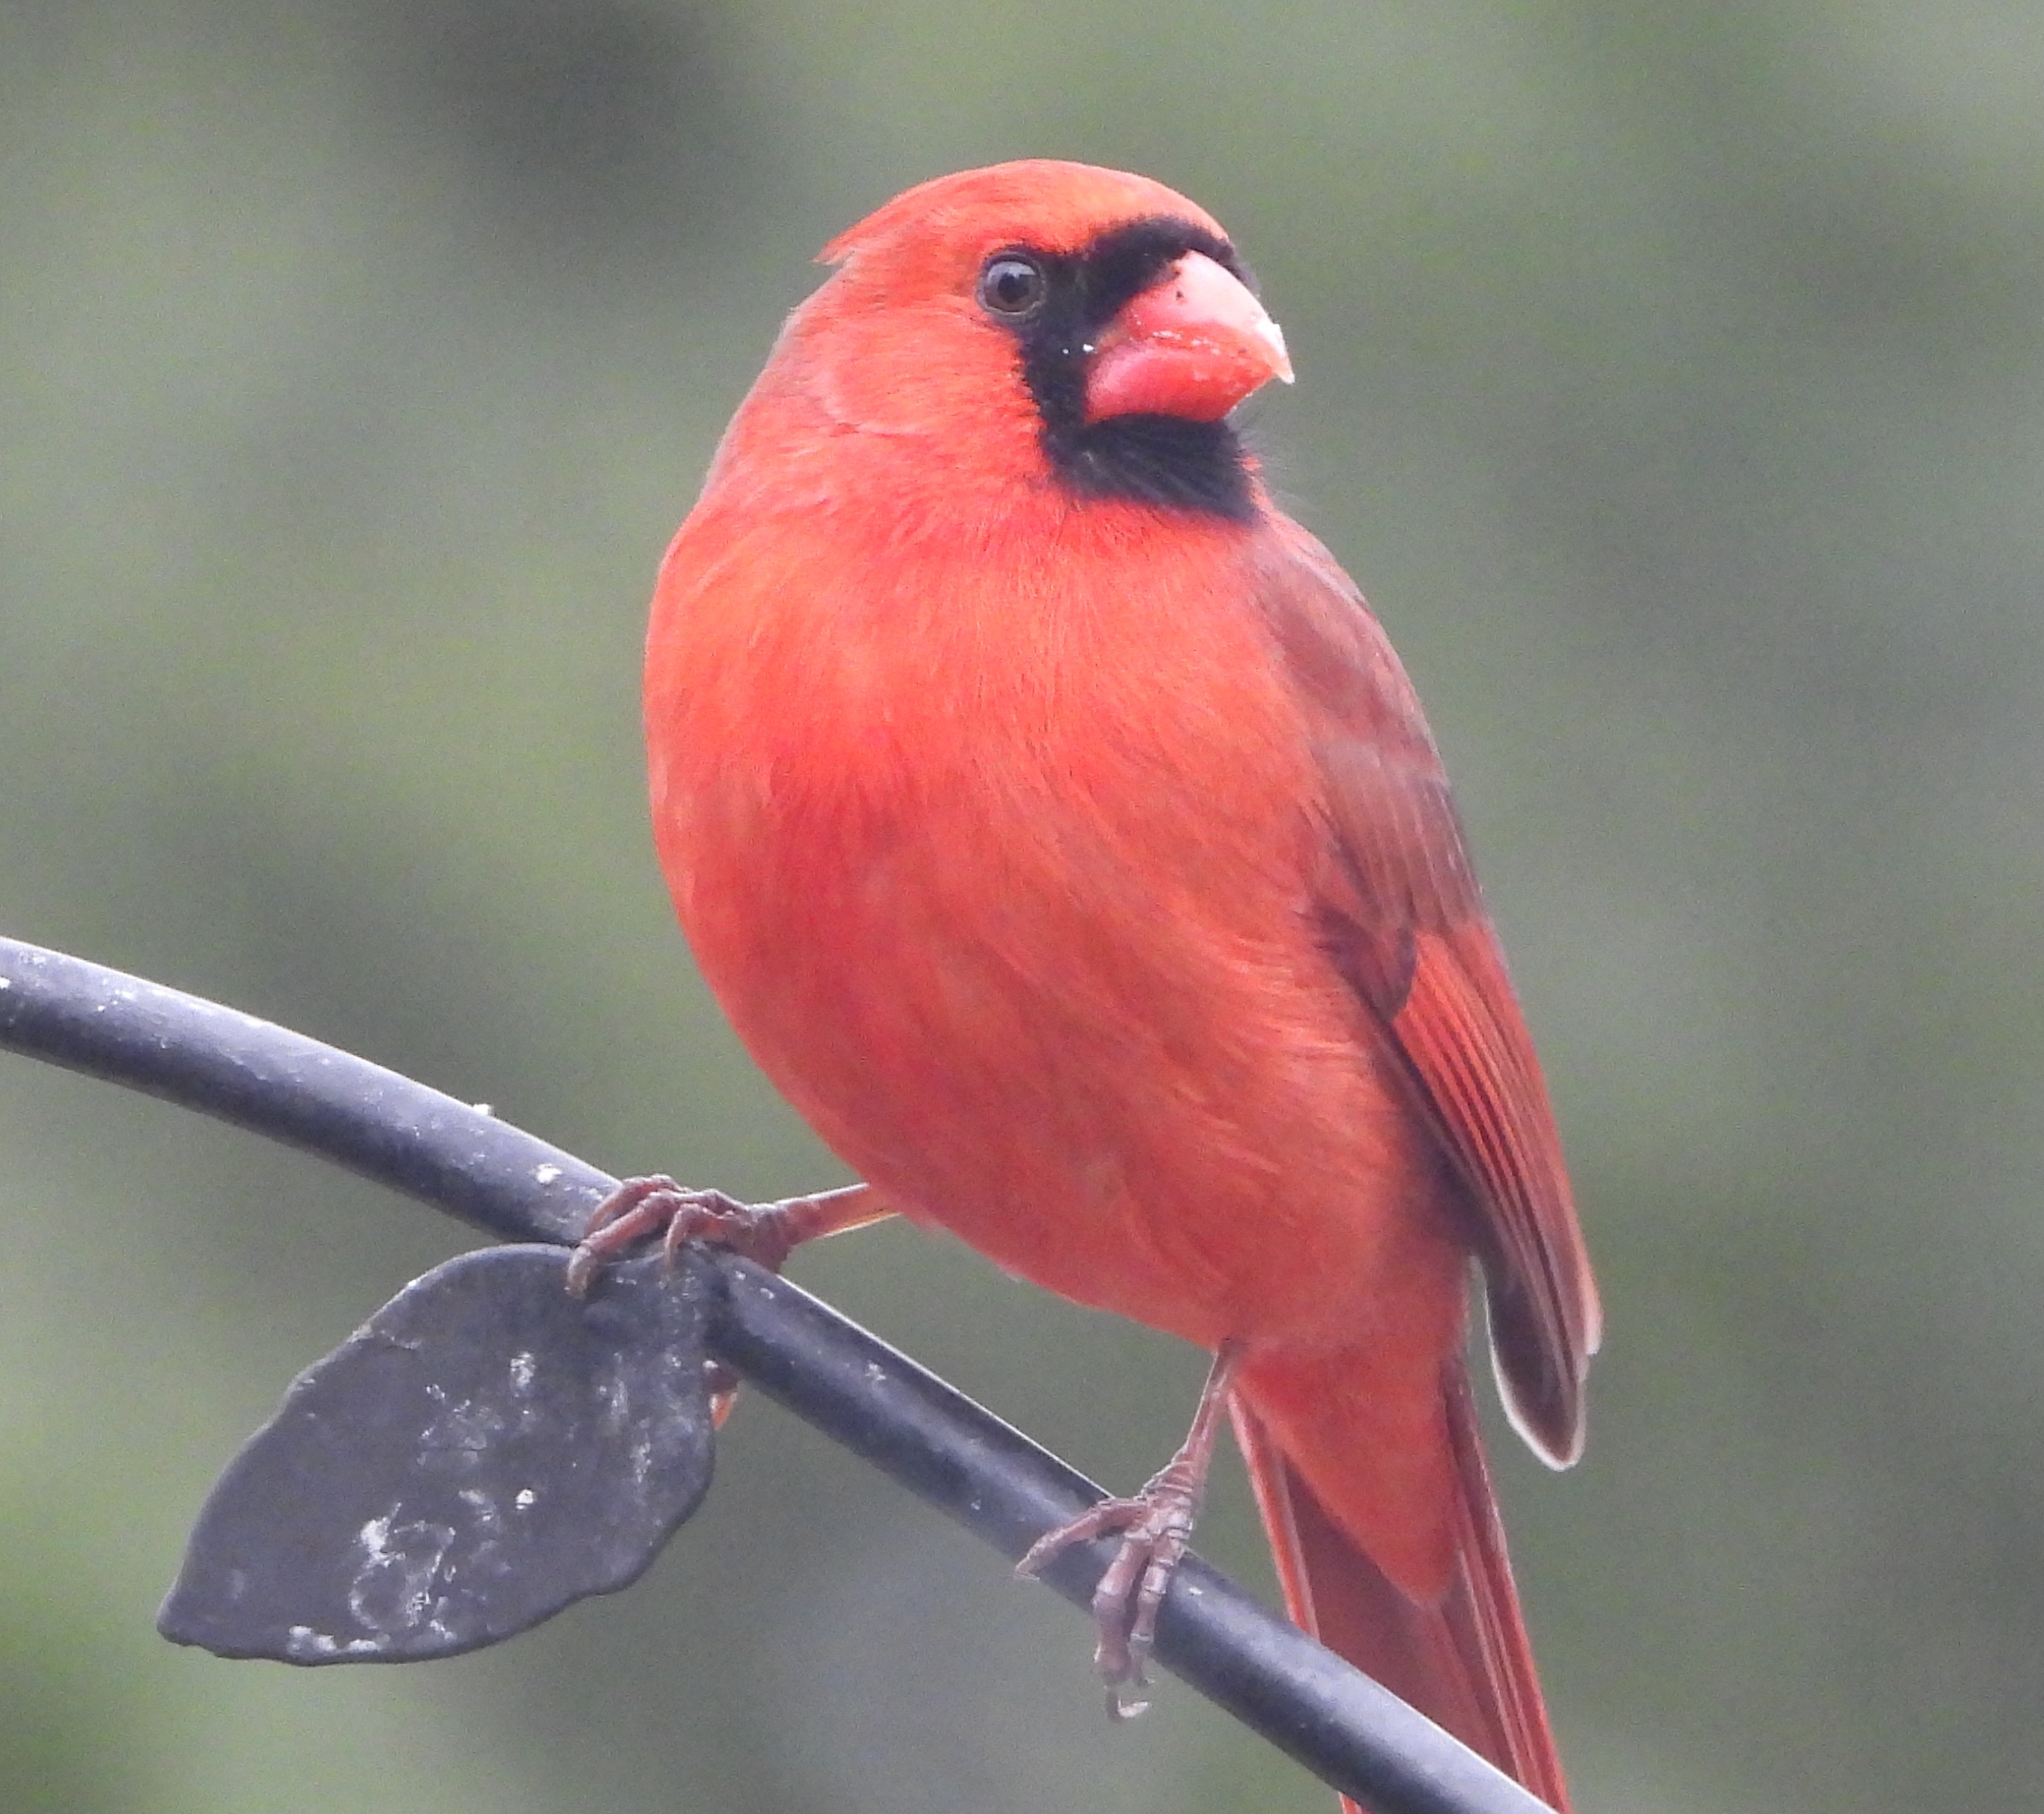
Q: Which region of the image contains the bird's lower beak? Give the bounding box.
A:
[1083,251,1294,424]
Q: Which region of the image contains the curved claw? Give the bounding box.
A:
[1016,1479,1200,1719]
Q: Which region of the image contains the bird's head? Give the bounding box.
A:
[782,160,1291,519]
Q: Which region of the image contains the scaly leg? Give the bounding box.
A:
[1016,1340,1244,1718]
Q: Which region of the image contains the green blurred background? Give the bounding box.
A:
[4,3,2041,1809]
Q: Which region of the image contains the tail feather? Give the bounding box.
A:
[1230,1355,1568,1813]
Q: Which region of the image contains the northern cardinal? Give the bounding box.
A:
[581,160,1598,1811]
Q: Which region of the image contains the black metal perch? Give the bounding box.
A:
[0,933,1551,1814]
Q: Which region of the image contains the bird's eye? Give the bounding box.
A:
[978,255,1048,319]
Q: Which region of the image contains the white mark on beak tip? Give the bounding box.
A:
[1263,315,1295,385]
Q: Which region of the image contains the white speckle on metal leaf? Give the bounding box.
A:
[422,1394,510,1460]
[285,1624,379,1659]
[534,1163,562,1185]
[348,1513,456,1635]
[508,1351,536,1393]
[472,1101,494,1116]
[515,1488,537,1510]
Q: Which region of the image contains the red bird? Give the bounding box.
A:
[584,160,1598,1811]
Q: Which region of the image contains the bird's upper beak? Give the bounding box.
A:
[1083,251,1294,424]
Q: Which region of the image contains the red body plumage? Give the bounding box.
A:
[642,161,1598,1809]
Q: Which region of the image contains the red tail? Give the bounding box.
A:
[1230,1355,1569,1814]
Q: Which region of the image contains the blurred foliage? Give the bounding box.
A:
[4,2,2043,1809]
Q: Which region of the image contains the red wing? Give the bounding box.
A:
[1253,523,1600,1465]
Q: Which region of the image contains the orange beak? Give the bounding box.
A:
[1083,252,1294,424]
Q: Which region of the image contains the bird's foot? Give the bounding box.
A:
[565,1178,891,1299]
[566,1180,892,1427]
[1015,1452,1206,1721]
[564,1176,805,1298]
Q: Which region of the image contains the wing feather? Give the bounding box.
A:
[1254,522,1600,1464]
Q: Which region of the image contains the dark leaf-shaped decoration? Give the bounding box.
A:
[159,1245,716,1664]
